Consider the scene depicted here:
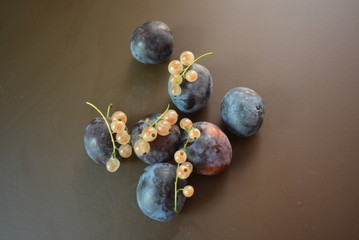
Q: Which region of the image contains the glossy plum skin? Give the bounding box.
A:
[84,117,118,166]
[168,63,212,113]
[136,163,187,221]
[179,122,232,175]
[221,87,265,137]
[131,113,181,164]
[130,21,173,64]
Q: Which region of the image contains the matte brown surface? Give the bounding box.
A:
[1,0,359,239]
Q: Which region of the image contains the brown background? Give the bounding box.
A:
[1,0,359,239]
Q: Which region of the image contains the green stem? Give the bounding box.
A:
[106,104,113,118]
[181,52,214,77]
[86,102,117,158]
[174,162,180,213]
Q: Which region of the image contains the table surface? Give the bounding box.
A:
[1,1,359,239]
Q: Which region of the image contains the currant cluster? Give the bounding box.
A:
[173,117,201,212]
[133,108,179,156]
[168,51,212,97]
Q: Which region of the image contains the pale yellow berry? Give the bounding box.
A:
[106,157,120,172]
[116,130,131,145]
[180,51,195,66]
[185,70,198,82]
[189,128,201,139]
[174,150,187,163]
[134,139,150,156]
[155,120,171,136]
[179,118,193,131]
[176,163,192,179]
[170,84,182,96]
[169,75,183,85]
[181,161,193,173]
[168,60,183,75]
[142,127,157,142]
[111,120,126,133]
[163,109,178,125]
[111,111,127,124]
[183,185,194,197]
[119,144,132,158]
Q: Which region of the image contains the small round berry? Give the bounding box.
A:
[163,109,178,125]
[180,51,195,66]
[176,163,192,179]
[179,118,193,131]
[169,75,183,85]
[116,130,131,144]
[182,185,194,197]
[142,126,157,142]
[185,70,198,82]
[181,161,193,173]
[189,128,201,139]
[174,150,187,163]
[106,157,120,172]
[111,111,127,124]
[170,84,182,96]
[168,60,183,75]
[118,144,132,158]
[155,120,171,136]
[134,139,150,156]
[111,120,126,133]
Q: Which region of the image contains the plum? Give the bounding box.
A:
[130,21,173,64]
[221,87,265,137]
[136,163,187,221]
[131,113,181,164]
[84,117,118,166]
[179,122,232,175]
[168,63,212,113]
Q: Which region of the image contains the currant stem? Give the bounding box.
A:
[86,102,117,158]
[181,52,214,77]
[106,103,113,118]
[174,162,180,213]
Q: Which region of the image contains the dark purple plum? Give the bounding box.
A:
[221,87,265,137]
[168,63,212,113]
[131,113,181,164]
[136,163,187,221]
[179,122,232,175]
[130,21,173,64]
[84,117,119,166]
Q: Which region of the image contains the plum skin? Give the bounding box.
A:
[221,87,265,137]
[136,163,187,222]
[168,63,213,113]
[131,113,181,164]
[130,21,173,64]
[179,122,232,175]
[84,117,118,166]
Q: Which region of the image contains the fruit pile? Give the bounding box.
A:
[84,21,265,222]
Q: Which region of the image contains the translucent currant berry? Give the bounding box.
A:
[106,157,120,172]
[174,150,187,163]
[180,51,195,66]
[189,128,201,139]
[170,84,182,96]
[168,60,183,75]
[118,144,132,158]
[181,161,193,173]
[179,118,193,131]
[142,126,157,142]
[183,185,194,197]
[169,75,183,85]
[134,139,150,156]
[185,70,198,82]
[111,120,126,133]
[176,163,192,179]
[111,111,127,124]
[163,109,178,125]
[116,130,131,145]
[155,120,171,136]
